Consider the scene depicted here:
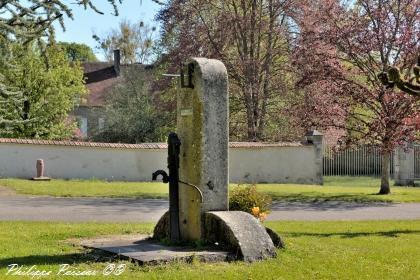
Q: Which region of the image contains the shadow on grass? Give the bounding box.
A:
[270,199,393,211]
[284,229,420,239]
[0,249,119,267]
[267,193,391,204]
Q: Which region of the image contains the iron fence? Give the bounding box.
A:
[323,145,394,177]
[414,144,420,179]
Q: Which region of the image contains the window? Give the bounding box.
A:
[98,118,105,131]
[76,117,88,138]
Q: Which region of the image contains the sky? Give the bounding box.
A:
[54,0,161,61]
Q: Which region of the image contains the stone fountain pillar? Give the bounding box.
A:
[154,58,280,261]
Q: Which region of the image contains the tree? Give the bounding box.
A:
[58,42,98,62]
[0,1,124,40]
[293,0,420,194]
[0,42,86,139]
[157,0,295,141]
[379,55,420,95]
[92,66,172,143]
[93,19,157,64]
[0,0,125,134]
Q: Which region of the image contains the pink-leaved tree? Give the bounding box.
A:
[292,0,420,194]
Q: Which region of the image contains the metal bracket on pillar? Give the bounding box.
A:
[181,63,194,89]
[161,63,194,89]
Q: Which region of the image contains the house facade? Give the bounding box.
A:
[71,50,154,138]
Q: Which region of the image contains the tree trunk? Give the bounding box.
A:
[244,79,258,141]
[379,151,391,195]
[245,99,257,141]
[257,0,274,139]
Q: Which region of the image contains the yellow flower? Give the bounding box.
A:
[251,207,260,217]
[259,212,267,222]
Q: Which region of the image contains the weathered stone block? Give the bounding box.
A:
[154,211,280,262]
[153,211,170,241]
[202,211,277,262]
[394,142,415,186]
[177,58,229,240]
[152,58,281,263]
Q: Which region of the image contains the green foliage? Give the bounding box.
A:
[229,184,272,214]
[92,66,172,143]
[0,42,26,129]
[57,42,98,62]
[0,1,122,123]
[0,42,86,139]
[345,105,375,144]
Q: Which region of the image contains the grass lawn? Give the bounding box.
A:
[256,176,420,203]
[0,179,169,199]
[1,176,420,203]
[0,220,419,279]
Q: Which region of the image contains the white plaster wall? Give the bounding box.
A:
[0,143,320,184]
[229,146,318,184]
[393,143,415,186]
[0,144,167,181]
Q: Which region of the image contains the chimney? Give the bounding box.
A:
[114,49,121,76]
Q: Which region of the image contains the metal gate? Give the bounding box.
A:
[414,144,420,179]
[323,145,394,177]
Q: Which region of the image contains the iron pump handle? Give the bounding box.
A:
[152,170,169,183]
[152,132,181,242]
[152,132,205,241]
[152,133,203,201]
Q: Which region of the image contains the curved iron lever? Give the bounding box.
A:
[152,170,170,183]
[179,180,204,203]
[152,171,203,203]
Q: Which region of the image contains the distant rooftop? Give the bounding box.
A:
[81,50,155,107]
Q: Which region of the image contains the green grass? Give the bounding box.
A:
[1,176,420,203]
[0,221,419,279]
[254,176,420,203]
[0,179,169,199]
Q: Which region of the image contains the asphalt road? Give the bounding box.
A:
[0,195,419,222]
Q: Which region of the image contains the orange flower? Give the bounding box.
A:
[251,206,260,217]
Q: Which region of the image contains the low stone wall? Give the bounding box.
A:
[0,139,322,184]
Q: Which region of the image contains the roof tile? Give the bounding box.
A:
[0,138,304,149]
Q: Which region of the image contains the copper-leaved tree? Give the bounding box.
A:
[293,0,420,194]
[156,0,297,141]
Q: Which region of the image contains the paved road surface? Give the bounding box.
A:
[0,195,419,222]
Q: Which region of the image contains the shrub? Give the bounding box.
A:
[229,184,272,221]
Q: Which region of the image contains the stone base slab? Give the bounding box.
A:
[81,236,232,265]
[31,176,51,181]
